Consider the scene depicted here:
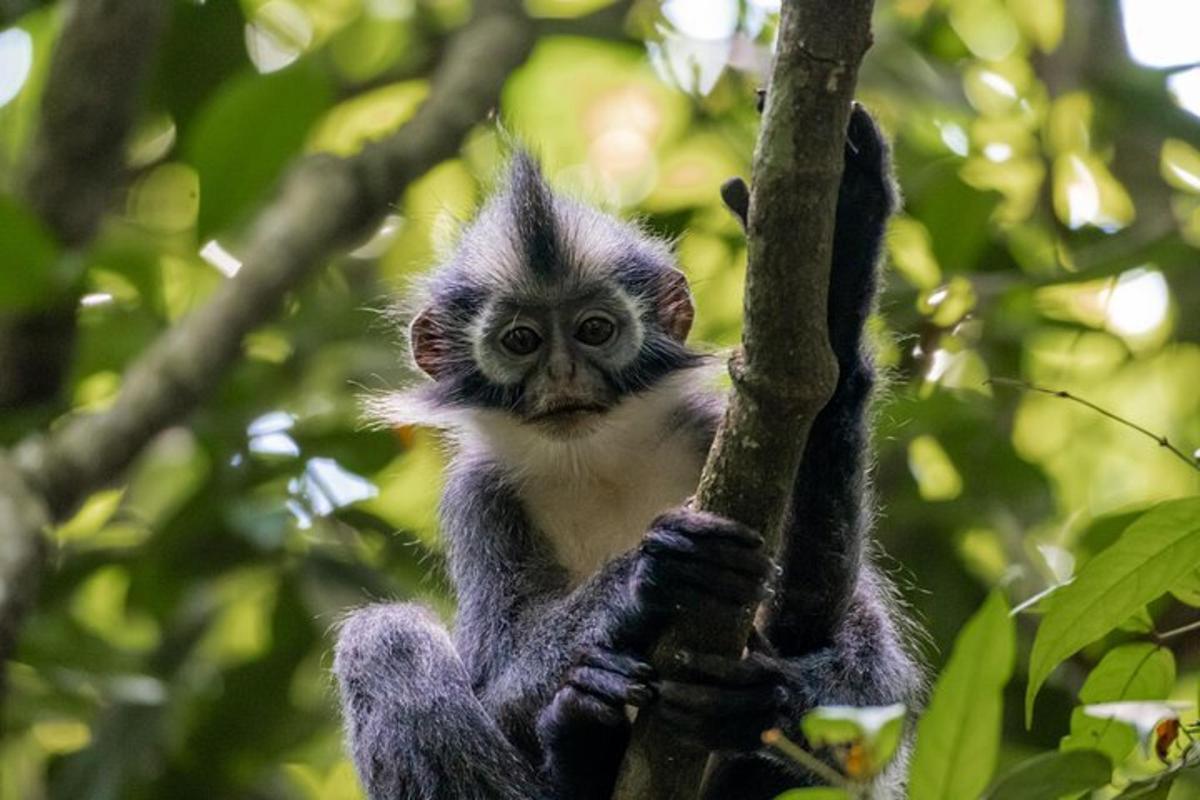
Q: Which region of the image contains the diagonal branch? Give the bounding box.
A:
[612,1,878,797]
[0,0,534,682]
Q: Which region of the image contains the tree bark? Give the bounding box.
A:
[612,1,877,797]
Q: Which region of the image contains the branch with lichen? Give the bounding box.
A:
[0,0,535,689]
[612,1,878,797]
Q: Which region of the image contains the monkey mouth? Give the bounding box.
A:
[526,402,610,427]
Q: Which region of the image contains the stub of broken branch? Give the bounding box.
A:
[611,2,878,798]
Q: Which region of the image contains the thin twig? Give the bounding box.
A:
[987,377,1200,473]
[1155,618,1200,643]
[762,729,852,791]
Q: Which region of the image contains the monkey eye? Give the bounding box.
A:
[575,315,616,346]
[500,325,542,356]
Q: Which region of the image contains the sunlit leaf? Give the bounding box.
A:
[1026,498,1200,724]
[185,60,333,236]
[1045,92,1092,156]
[70,566,161,652]
[198,568,280,667]
[125,162,201,233]
[948,0,1019,61]
[888,216,942,290]
[356,433,445,549]
[982,749,1110,800]
[1052,153,1136,232]
[55,489,125,543]
[1160,138,1200,194]
[962,61,1033,117]
[907,435,963,502]
[31,720,92,756]
[909,592,1015,800]
[308,80,429,156]
[1007,0,1064,52]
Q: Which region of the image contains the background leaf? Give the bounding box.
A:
[184,61,333,237]
[0,195,62,310]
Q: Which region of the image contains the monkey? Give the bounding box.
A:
[333,104,921,800]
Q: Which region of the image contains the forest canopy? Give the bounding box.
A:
[1,0,1199,798]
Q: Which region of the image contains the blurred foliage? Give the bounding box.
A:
[1,0,1200,798]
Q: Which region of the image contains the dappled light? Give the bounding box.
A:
[1,0,1199,797]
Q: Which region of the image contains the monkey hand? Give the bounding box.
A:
[617,507,775,650]
[536,646,656,799]
[655,648,791,752]
[828,103,895,368]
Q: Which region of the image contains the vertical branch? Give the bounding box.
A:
[612,1,877,797]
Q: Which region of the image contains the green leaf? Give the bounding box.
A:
[1113,777,1175,799]
[982,749,1111,800]
[909,591,1015,800]
[1026,497,1200,724]
[0,194,62,310]
[774,790,850,800]
[1061,643,1175,761]
[184,61,332,237]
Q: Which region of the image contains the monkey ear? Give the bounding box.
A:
[409,308,453,380]
[657,269,694,343]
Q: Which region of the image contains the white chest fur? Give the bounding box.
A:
[461,372,713,583]
[518,428,704,582]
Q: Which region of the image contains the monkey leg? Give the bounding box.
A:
[334,603,551,800]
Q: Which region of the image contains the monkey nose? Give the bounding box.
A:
[545,352,577,381]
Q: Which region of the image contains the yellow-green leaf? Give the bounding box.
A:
[1161,138,1200,194]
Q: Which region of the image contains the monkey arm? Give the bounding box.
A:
[441,459,644,757]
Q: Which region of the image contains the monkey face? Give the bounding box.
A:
[395,150,703,437]
[471,284,645,438]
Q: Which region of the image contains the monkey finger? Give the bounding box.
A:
[567,665,655,708]
[652,508,763,548]
[579,648,656,682]
[641,529,774,579]
[640,559,771,608]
